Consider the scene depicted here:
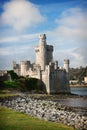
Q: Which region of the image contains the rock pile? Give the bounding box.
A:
[0,95,87,130]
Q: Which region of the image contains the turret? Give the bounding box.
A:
[63,59,69,73]
[35,34,47,70]
[39,34,47,46]
[35,34,53,70]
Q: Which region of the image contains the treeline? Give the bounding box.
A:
[0,70,46,93]
[69,66,87,82]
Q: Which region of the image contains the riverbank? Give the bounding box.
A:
[70,84,87,88]
[0,94,87,130]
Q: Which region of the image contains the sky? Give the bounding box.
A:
[0,0,87,70]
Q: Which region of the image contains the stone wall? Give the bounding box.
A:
[0,95,87,130]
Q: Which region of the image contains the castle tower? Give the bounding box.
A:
[35,34,53,70]
[35,34,47,70]
[63,59,69,73]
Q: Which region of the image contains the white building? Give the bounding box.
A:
[84,77,87,83]
[13,34,70,94]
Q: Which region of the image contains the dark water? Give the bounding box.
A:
[71,87,87,96]
[56,88,87,110]
[57,98,87,107]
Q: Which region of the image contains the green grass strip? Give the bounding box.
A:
[0,106,75,130]
[0,94,19,97]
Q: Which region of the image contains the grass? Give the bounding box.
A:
[0,106,75,130]
[0,93,18,97]
[0,90,19,97]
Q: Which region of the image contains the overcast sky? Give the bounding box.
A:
[0,0,87,70]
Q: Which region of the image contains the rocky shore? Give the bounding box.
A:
[0,94,87,130]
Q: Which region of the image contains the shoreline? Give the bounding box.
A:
[0,94,87,130]
[70,84,87,88]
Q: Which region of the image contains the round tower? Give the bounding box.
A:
[35,34,47,70]
[63,59,69,73]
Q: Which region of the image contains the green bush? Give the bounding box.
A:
[0,77,46,93]
[8,70,19,80]
[18,78,27,92]
[18,77,43,92]
[3,81,20,89]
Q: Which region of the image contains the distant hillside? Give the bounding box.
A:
[69,66,87,83]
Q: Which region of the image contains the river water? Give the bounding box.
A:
[57,97,87,107]
[56,87,87,111]
[71,87,87,96]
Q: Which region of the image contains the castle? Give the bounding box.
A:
[13,34,70,94]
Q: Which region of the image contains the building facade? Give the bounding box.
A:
[84,77,87,83]
[13,34,70,94]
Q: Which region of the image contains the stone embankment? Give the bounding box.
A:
[0,94,87,130]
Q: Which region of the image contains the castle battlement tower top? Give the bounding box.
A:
[39,34,47,46]
[63,59,69,73]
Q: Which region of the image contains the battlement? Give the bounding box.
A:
[64,59,69,64]
[39,34,46,40]
[63,59,69,73]
[20,61,30,65]
[39,34,47,46]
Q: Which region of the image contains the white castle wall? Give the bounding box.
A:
[41,66,50,94]
[84,77,87,83]
[29,69,41,80]
[35,45,46,70]
[20,61,30,76]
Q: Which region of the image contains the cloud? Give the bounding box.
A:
[0,33,39,43]
[67,45,87,68]
[56,8,87,27]
[0,36,19,43]
[0,44,35,69]
[0,5,87,69]
[46,7,87,42]
[47,7,87,67]
[53,8,87,41]
[0,0,44,31]
[0,44,32,56]
[53,47,87,68]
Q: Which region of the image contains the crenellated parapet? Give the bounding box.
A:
[39,34,47,46]
[63,59,69,73]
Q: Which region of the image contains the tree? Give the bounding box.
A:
[8,70,19,80]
